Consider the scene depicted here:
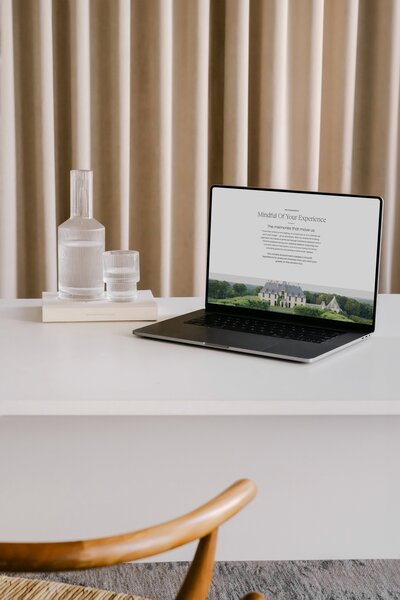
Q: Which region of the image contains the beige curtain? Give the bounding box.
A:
[0,0,399,299]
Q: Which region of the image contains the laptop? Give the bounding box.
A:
[134,186,383,363]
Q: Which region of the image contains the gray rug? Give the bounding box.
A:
[4,560,400,599]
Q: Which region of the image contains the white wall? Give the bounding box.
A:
[0,416,399,561]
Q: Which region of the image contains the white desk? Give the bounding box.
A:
[0,296,399,561]
[0,295,399,415]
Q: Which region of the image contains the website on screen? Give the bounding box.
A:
[207,188,380,326]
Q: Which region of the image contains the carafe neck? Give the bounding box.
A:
[70,170,93,218]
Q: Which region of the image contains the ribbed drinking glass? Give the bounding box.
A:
[103,250,140,301]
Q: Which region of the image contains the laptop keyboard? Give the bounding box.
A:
[185,314,342,344]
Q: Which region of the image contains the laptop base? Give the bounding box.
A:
[134,309,369,363]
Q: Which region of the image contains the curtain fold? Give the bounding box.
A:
[12,0,53,296]
[118,0,131,251]
[223,0,249,185]
[319,0,359,193]
[382,0,400,291]
[0,0,400,298]
[157,0,173,296]
[170,0,210,296]
[288,0,324,190]
[0,0,17,296]
[39,0,57,292]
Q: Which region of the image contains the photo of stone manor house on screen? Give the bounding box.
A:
[208,277,373,325]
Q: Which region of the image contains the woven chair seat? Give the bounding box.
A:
[0,576,151,600]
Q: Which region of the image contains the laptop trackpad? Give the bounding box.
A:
[262,343,280,352]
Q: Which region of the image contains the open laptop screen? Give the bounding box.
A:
[206,187,382,328]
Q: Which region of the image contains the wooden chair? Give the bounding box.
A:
[0,479,266,600]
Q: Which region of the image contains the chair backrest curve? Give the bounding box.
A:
[0,479,257,571]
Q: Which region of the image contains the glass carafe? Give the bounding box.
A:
[58,170,105,299]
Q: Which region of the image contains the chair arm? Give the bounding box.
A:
[241,593,267,600]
